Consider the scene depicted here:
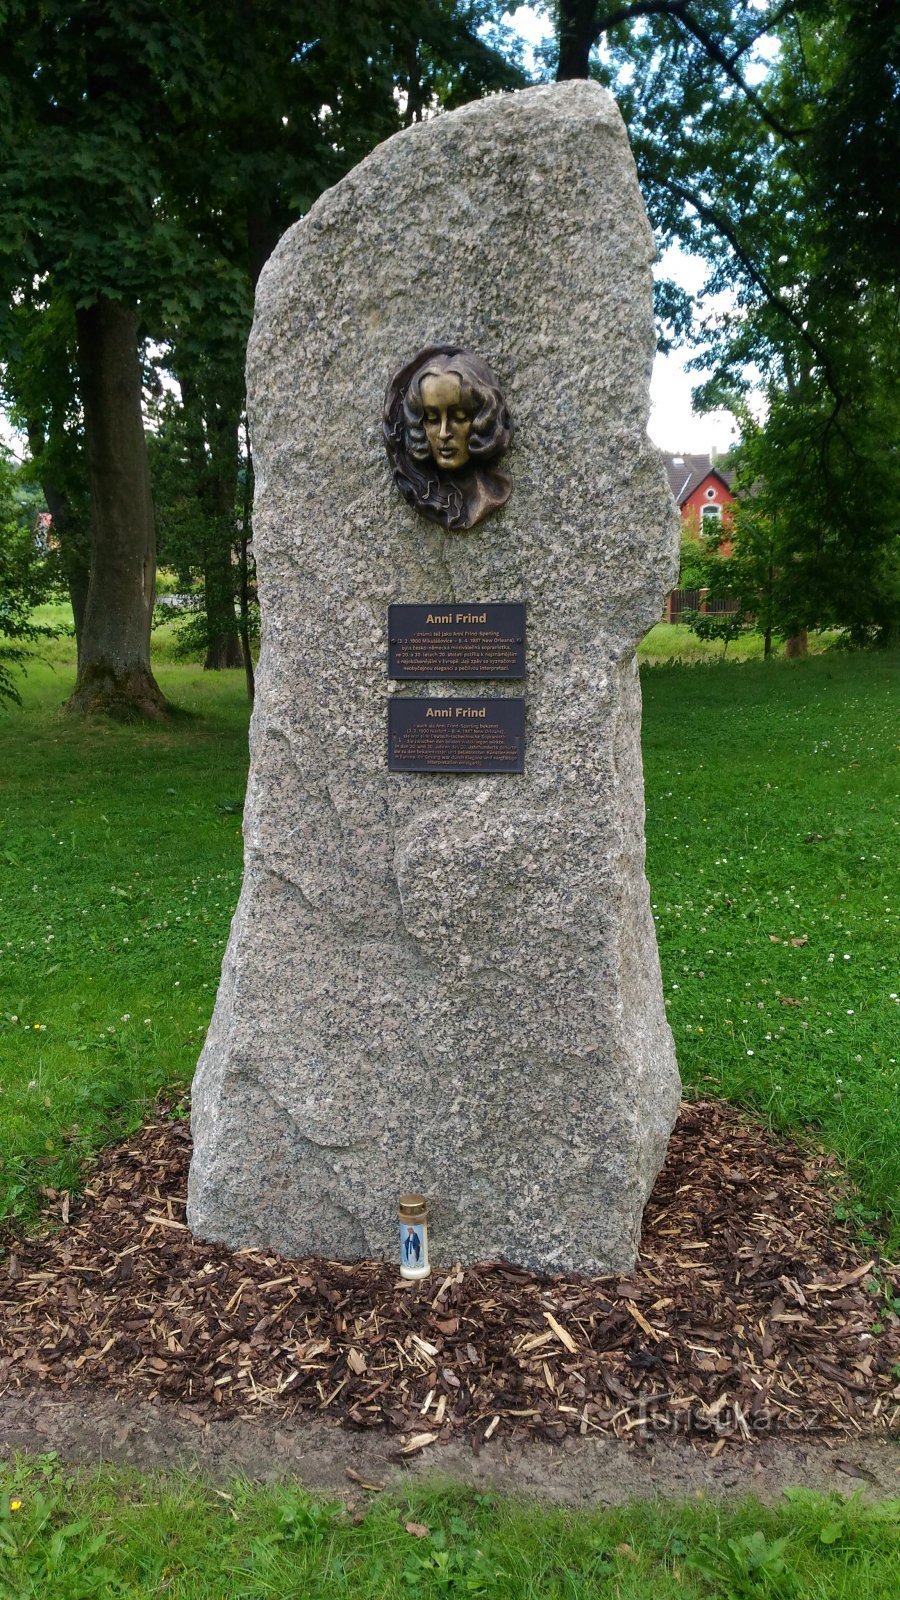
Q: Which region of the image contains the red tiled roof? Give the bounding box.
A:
[661,452,733,506]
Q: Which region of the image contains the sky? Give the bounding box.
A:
[648,249,740,455]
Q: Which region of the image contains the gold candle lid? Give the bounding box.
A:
[399,1194,427,1220]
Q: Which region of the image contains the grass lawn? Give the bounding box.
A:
[1,1456,898,1598]
[642,649,899,1248]
[0,631,897,1250]
[0,651,249,1219]
[1,628,897,1592]
[638,622,841,665]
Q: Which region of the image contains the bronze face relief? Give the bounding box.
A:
[383,345,511,531]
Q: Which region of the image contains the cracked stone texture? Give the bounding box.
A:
[188,80,681,1275]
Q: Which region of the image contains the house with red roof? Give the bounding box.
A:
[661,452,737,623]
[662,452,735,555]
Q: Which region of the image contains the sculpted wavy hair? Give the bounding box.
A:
[383,344,512,531]
[402,352,511,466]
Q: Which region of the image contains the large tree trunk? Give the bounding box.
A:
[785,630,808,658]
[556,0,598,79]
[67,298,168,718]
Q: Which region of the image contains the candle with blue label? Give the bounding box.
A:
[398,1194,430,1279]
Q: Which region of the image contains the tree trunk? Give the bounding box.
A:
[247,206,280,290]
[239,417,255,704]
[203,408,243,670]
[67,298,168,718]
[556,0,598,79]
[41,482,90,659]
[176,368,243,671]
[203,537,243,670]
[763,627,772,658]
[25,421,91,661]
[785,630,808,658]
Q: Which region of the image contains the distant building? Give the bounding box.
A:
[661,452,735,555]
[660,453,738,623]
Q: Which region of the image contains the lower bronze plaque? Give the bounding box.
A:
[388,602,525,679]
[388,697,525,773]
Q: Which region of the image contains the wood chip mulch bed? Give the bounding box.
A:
[1,1099,898,1454]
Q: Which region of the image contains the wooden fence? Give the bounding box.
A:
[666,587,741,623]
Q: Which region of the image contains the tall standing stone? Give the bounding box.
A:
[188,81,681,1275]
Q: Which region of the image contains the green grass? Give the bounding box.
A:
[0,625,897,1248]
[0,651,249,1218]
[28,600,192,669]
[638,623,841,665]
[642,651,899,1247]
[1,1456,897,1598]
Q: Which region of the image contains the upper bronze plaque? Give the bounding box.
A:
[383,345,511,531]
[388,603,525,680]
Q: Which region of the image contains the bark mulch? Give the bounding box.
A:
[1,1099,898,1455]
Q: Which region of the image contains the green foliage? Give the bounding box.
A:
[570,3,899,639]
[0,451,59,705]
[678,535,717,592]
[677,539,704,593]
[148,390,255,669]
[638,622,840,666]
[0,1457,898,1599]
[0,648,248,1218]
[727,399,900,646]
[680,608,750,656]
[0,2,526,705]
[676,537,755,660]
[687,1528,798,1596]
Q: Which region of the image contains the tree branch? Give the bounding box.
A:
[727,1,798,66]
[653,172,842,406]
[561,2,799,141]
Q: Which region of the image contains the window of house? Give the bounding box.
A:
[698,502,717,540]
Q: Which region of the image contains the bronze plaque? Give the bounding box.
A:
[388,697,525,773]
[383,345,511,530]
[388,603,525,680]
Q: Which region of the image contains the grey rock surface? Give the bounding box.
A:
[188,80,681,1275]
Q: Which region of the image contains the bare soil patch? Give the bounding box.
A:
[2,1386,898,1507]
[1,1099,897,1469]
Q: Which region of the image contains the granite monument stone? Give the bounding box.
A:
[188,81,681,1274]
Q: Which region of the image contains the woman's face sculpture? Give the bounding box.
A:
[383,344,512,532]
[420,372,473,471]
